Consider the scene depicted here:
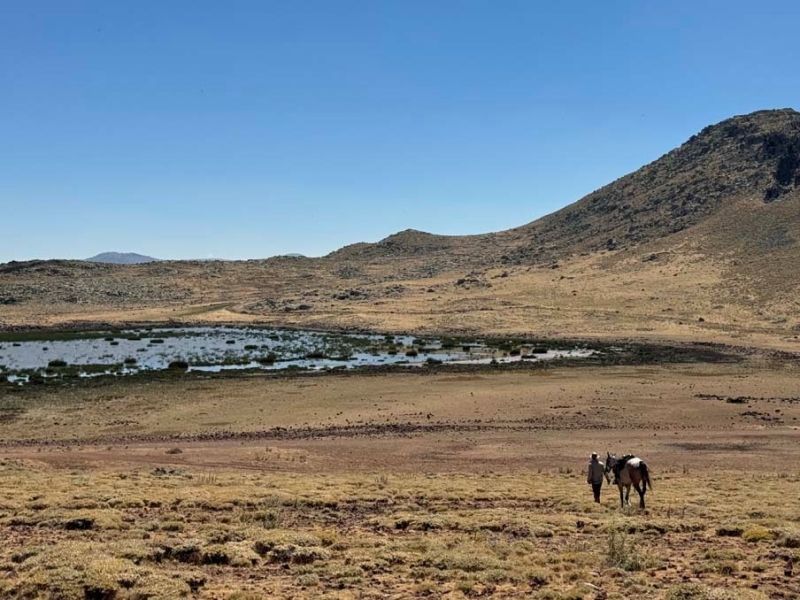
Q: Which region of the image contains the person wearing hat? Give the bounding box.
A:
[587,452,605,503]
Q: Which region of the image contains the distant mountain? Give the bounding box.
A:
[86,252,160,265]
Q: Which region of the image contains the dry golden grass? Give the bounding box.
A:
[3,246,800,352]
[0,461,798,599]
[1,356,800,598]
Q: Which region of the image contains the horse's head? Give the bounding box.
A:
[605,453,617,473]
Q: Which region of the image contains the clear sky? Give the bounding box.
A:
[2,1,798,262]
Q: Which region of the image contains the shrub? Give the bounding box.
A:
[165,447,183,455]
[405,349,419,357]
[605,529,654,571]
[532,527,554,538]
[666,584,709,600]
[742,526,773,543]
[123,358,137,365]
[47,359,67,368]
[667,585,771,600]
[526,568,550,587]
[296,573,319,587]
[168,361,189,370]
[775,527,800,548]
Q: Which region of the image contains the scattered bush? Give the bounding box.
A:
[605,529,654,571]
[257,353,278,365]
[165,447,183,455]
[296,573,320,587]
[775,527,800,548]
[167,361,189,370]
[405,349,419,357]
[666,584,770,600]
[742,526,773,543]
[532,527,554,538]
[161,521,185,532]
[47,359,67,368]
[526,568,550,587]
[666,584,709,600]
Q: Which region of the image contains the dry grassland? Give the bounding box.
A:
[1,463,799,599]
[4,249,800,352]
[1,358,800,598]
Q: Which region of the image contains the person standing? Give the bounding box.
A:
[587,452,605,503]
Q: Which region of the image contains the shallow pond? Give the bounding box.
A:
[0,327,593,383]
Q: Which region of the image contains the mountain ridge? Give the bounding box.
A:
[331,108,800,267]
[3,108,800,346]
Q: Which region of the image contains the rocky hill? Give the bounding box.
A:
[2,109,799,345]
[503,108,800,260]
[333,108,800,266]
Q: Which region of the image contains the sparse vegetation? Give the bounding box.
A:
[0,343,798,598]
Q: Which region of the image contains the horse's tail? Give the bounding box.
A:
[640,461,653,492]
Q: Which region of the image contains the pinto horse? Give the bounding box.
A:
[605,453,653,509]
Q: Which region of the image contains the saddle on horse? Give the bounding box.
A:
[613,454,636,483]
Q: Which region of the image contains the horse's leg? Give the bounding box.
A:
[618,484,624,508]
[625,484,631,506]
[634,481,645,509]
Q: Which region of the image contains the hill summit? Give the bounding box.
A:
[333,109,800,268]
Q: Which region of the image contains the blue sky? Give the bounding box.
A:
[2,1,798,262]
